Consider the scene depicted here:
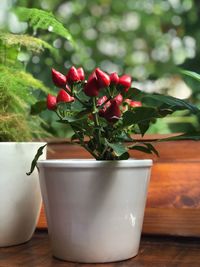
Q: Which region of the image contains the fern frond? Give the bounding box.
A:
[0,112,32,141]
[0,32,57,55]
[14,7,75,47]
[0,65,51,113]
[0,65,52,141]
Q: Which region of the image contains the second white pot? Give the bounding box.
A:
[0,142,46,247]
[38,159,152,263]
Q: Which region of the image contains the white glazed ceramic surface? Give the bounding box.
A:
[38,159,152,263]
[0,142,46,247]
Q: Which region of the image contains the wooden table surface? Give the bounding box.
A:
[1,231,200,267]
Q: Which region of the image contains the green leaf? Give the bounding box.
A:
[129,145,153,154]
[180,69,200,94]
[180,70,200,82]
[26,144,47,175]
[14,7,76,47]
[129,143,159,156]
[119,152,130,160]
[145,143,159,156]
[106,141,128,157]
[125,88,199,114]
[30,101,46,115]
[138,122,151,136]
[159,132,200,141]
[123,107,157,126]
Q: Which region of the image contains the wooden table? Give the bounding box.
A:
[1,231,200,267]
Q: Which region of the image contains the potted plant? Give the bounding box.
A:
[30,66,200,263]
[0,7,74,247]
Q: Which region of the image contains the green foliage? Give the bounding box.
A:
[0,65,51,141]
[0,5,74,141]
[32,68,200,162]
[26,143,47,175]
[14,7,75,46]
[0,65,50,112]
[0,32,56,55]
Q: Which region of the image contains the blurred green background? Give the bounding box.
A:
[1,0,200,139]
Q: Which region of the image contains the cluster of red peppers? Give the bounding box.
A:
[47,66,141,123]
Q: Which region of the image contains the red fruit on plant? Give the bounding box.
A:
[67,66,80,84]
[97,96,111,117]
[118,75,132,92]
[125,99,142,107]
[97,96,108,107]
[88,71,96,82]
[110,72,119,85]
[104,100,121,123]
[51,68,66,87]
[95,68,110,88]
[112,94,123,105]
[84,77,100,97]
[129,101,142,107]
[77,67,85,81]
[57,89,74,103]
[47,94,57,110]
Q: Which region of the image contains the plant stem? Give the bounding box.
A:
[71,125,98,159]
[55,110,63,120]
[92,97,101,153]
[74,93,89,107]
[99,145,108,160]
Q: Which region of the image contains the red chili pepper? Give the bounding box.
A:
[98,96,111,117]
[118,75,132,92]
[110,72,119,85]
[104,100,121,123]
[47,94,57,110]
[67,66,80,84]
[112,94,123,105]
[125,99,142,107]
[95,68,110,88]
[77,67,85,81]
[97,96,108,107]
[84,77,100,97]
[57,89,74,103]
[52,68,66,87]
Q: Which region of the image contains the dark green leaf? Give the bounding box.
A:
[125,87,199,114]
[106,141,128,157]
[123,107,157,126]
[180,70,200,82]
[116,132,134,142]
[145,143,159,156]
[143,94,199,113]
[180,69,200,94]
[26,144,47,175]
[30,101,46,115]
[129,145,153,154]
[159,132,200,141]
[138,122,151,136]
[119,152,130,160]
[129,143,159,156]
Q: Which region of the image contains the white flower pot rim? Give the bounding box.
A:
[37,159,152,168]
[0,142,46,145]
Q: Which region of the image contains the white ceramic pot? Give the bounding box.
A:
[37,159,152,263]
[0,142,46,247]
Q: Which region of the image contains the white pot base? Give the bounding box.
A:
[53,251,138,263]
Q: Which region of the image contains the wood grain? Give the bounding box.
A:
[1,231,200,267]
[37,138,200,237]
